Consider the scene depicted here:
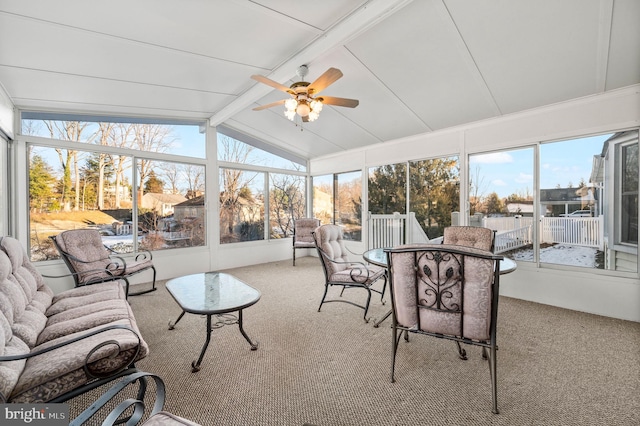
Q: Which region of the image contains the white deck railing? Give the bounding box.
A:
[483,216,603,252]
[367,212,430,249]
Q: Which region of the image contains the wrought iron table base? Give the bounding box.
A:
[168,310,259,372]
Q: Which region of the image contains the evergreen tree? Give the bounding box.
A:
[29,155,55,212]
[144,171,164,193]
[368,163,407,215]
[485,192,504,215]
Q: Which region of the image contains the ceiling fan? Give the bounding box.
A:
[251,65,359,122]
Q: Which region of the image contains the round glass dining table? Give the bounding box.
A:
[363,247,517,273]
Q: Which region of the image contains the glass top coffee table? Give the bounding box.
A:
[166,271,261,372]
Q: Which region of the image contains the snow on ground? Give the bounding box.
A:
[510,244,597,268]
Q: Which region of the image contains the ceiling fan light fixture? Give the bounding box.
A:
[296,101,311,117]
[307,110,319,122]
[254,66,356,123]
[310,99,323,112]
[285,98,298,111]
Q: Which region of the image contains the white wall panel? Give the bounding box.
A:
[0,84,14,139]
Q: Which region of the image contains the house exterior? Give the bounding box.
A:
[140,193,187,217]
[591,131,639,272]
[539,187,597,217]
[174,195,205,223]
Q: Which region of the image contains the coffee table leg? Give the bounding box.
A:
[191,314,213,373]
[238,309,258,351]
[168,311,186,330]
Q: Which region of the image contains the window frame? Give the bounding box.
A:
[21,119,209,261]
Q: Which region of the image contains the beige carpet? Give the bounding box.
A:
[72,256,640,425]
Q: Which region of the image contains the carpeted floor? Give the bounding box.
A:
[72,256,640,425]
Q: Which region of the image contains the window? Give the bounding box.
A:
[269,173,306,238]
[619,137,638,245]
[217,131,307,244]
[313,171,362,241]
[24,117,206,261]
[539,136,609,269]
[219,168,264,244]
[409,156,459,239]
[336,171,362,241]
[22,114,206,158]
[312,175,334,225]
[468,133,637,274]
[137,160,205,250]
[469,147,534,262]
[368,163,407,215]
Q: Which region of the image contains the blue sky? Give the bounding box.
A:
[469,134,612,199]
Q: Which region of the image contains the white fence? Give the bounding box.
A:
[483,216,603,254]
[539,217,603,249]
[368,213,603,254]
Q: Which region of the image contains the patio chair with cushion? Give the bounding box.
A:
[292,218,320,266]
[51,229,157,298]
[312,224,387,322]
[443,225,495,251]
[385,243,503,413]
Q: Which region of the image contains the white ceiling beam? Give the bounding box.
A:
[208,0,414,126]
[595,0,614,93]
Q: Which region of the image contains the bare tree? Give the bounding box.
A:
[95,123,116,209]
[133,124,174,202]
[469,164,490,215]
[182,164,205,198]
[45,121,95,211]
[269,174,305,237]
[219,135,256,237]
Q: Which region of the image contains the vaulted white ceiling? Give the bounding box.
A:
[1,0,638,160]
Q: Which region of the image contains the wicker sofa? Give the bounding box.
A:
[0,235,149,404]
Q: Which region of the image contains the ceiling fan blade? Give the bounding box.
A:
[316,96,359,108]
[251,75,294,94]
[253,99,286,111]
[307,68,343,95]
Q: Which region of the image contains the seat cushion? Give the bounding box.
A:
[293,241,315,248]
[10,283,149,402]
[142,411,202,426]
[0,237,55,400]
[329,264,385,285]
[443,226,493,251]
[294,218,320,245]
[313,225,349,274]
